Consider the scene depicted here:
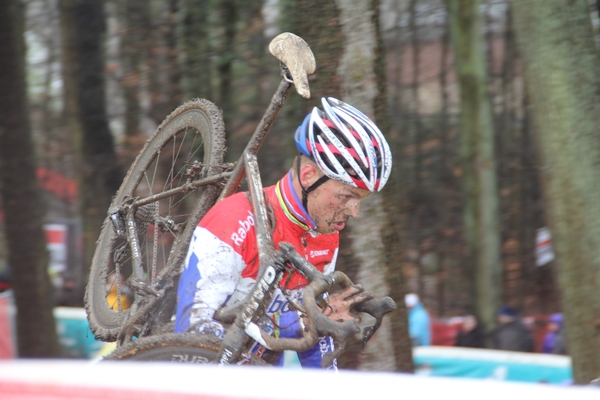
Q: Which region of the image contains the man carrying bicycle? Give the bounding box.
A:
[175,97,392,369]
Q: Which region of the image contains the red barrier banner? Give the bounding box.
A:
[0,291,15,358]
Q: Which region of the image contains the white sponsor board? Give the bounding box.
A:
[536,227,555,267]
[0,360,599,399]
[45,223,67,274]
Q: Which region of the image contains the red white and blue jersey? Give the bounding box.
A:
[175,171,339,368]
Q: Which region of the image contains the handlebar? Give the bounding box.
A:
[237,242,396,367]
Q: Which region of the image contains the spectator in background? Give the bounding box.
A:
[541,313,567,355]
[405,293,431,346]
[0,267,11,293]
[491,305,534,352]
[455,313,486,348]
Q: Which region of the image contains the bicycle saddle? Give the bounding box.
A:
[269,32,316,99]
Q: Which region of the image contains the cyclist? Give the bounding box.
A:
[175,97,392,369]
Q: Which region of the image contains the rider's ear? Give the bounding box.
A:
[299,163,321,188]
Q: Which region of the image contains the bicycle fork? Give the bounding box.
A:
[217,153,284,365]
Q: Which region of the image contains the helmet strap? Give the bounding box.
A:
[296,155,329,211]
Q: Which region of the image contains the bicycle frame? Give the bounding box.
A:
[108,33,396,364]
[113,59,300,345]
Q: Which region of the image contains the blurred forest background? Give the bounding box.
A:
[1,0,600,383]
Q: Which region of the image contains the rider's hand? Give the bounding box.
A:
[321,285,373,323]
[196,320,226,338]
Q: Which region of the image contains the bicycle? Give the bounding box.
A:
[85,32,396,366]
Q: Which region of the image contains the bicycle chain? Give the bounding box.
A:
[152,202,159,284]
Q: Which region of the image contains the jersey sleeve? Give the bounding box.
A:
[175,193,255,333]
[174,226,245,332]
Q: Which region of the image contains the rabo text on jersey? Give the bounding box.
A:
[231,210,255,246]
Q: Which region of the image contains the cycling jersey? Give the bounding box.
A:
[175,170,339,369]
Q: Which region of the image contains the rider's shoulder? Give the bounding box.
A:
[217,191,251,208]
[202,184,279,225]
[200,191,254,225]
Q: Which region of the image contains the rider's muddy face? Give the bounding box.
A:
[307,177,371,235]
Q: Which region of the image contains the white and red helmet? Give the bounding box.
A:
[294,97,392,192]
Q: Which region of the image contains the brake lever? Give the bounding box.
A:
[353,296,397,353]
[360,320,381,353]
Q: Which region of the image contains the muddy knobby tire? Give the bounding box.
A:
[85,99,227,342]
[103,333,268,365]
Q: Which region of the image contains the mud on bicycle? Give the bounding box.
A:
[84,32,396,366]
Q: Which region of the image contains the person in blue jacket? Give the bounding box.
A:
[405,293,431,346]
[541,313,567,355]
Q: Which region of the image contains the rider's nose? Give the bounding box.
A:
[346,200,360,218]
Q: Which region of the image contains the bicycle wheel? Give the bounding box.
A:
[103,333,266,365]
[85,99,227,342]
[103,333,221,363]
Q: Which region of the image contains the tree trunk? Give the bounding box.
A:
[278,0,345,166]
[59,0,123,273]
[448,0,503,334]
[511,0,600,383]
[0,0,59,358]
[118,0,147,159]
[147,1,182,124]
[334,0,401,372]
[284,0,375,370]
[57,0,84,183]
[374,0,414,372]
[286,0,344,104]
[181,0,214,101]
[217,0,238,130]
